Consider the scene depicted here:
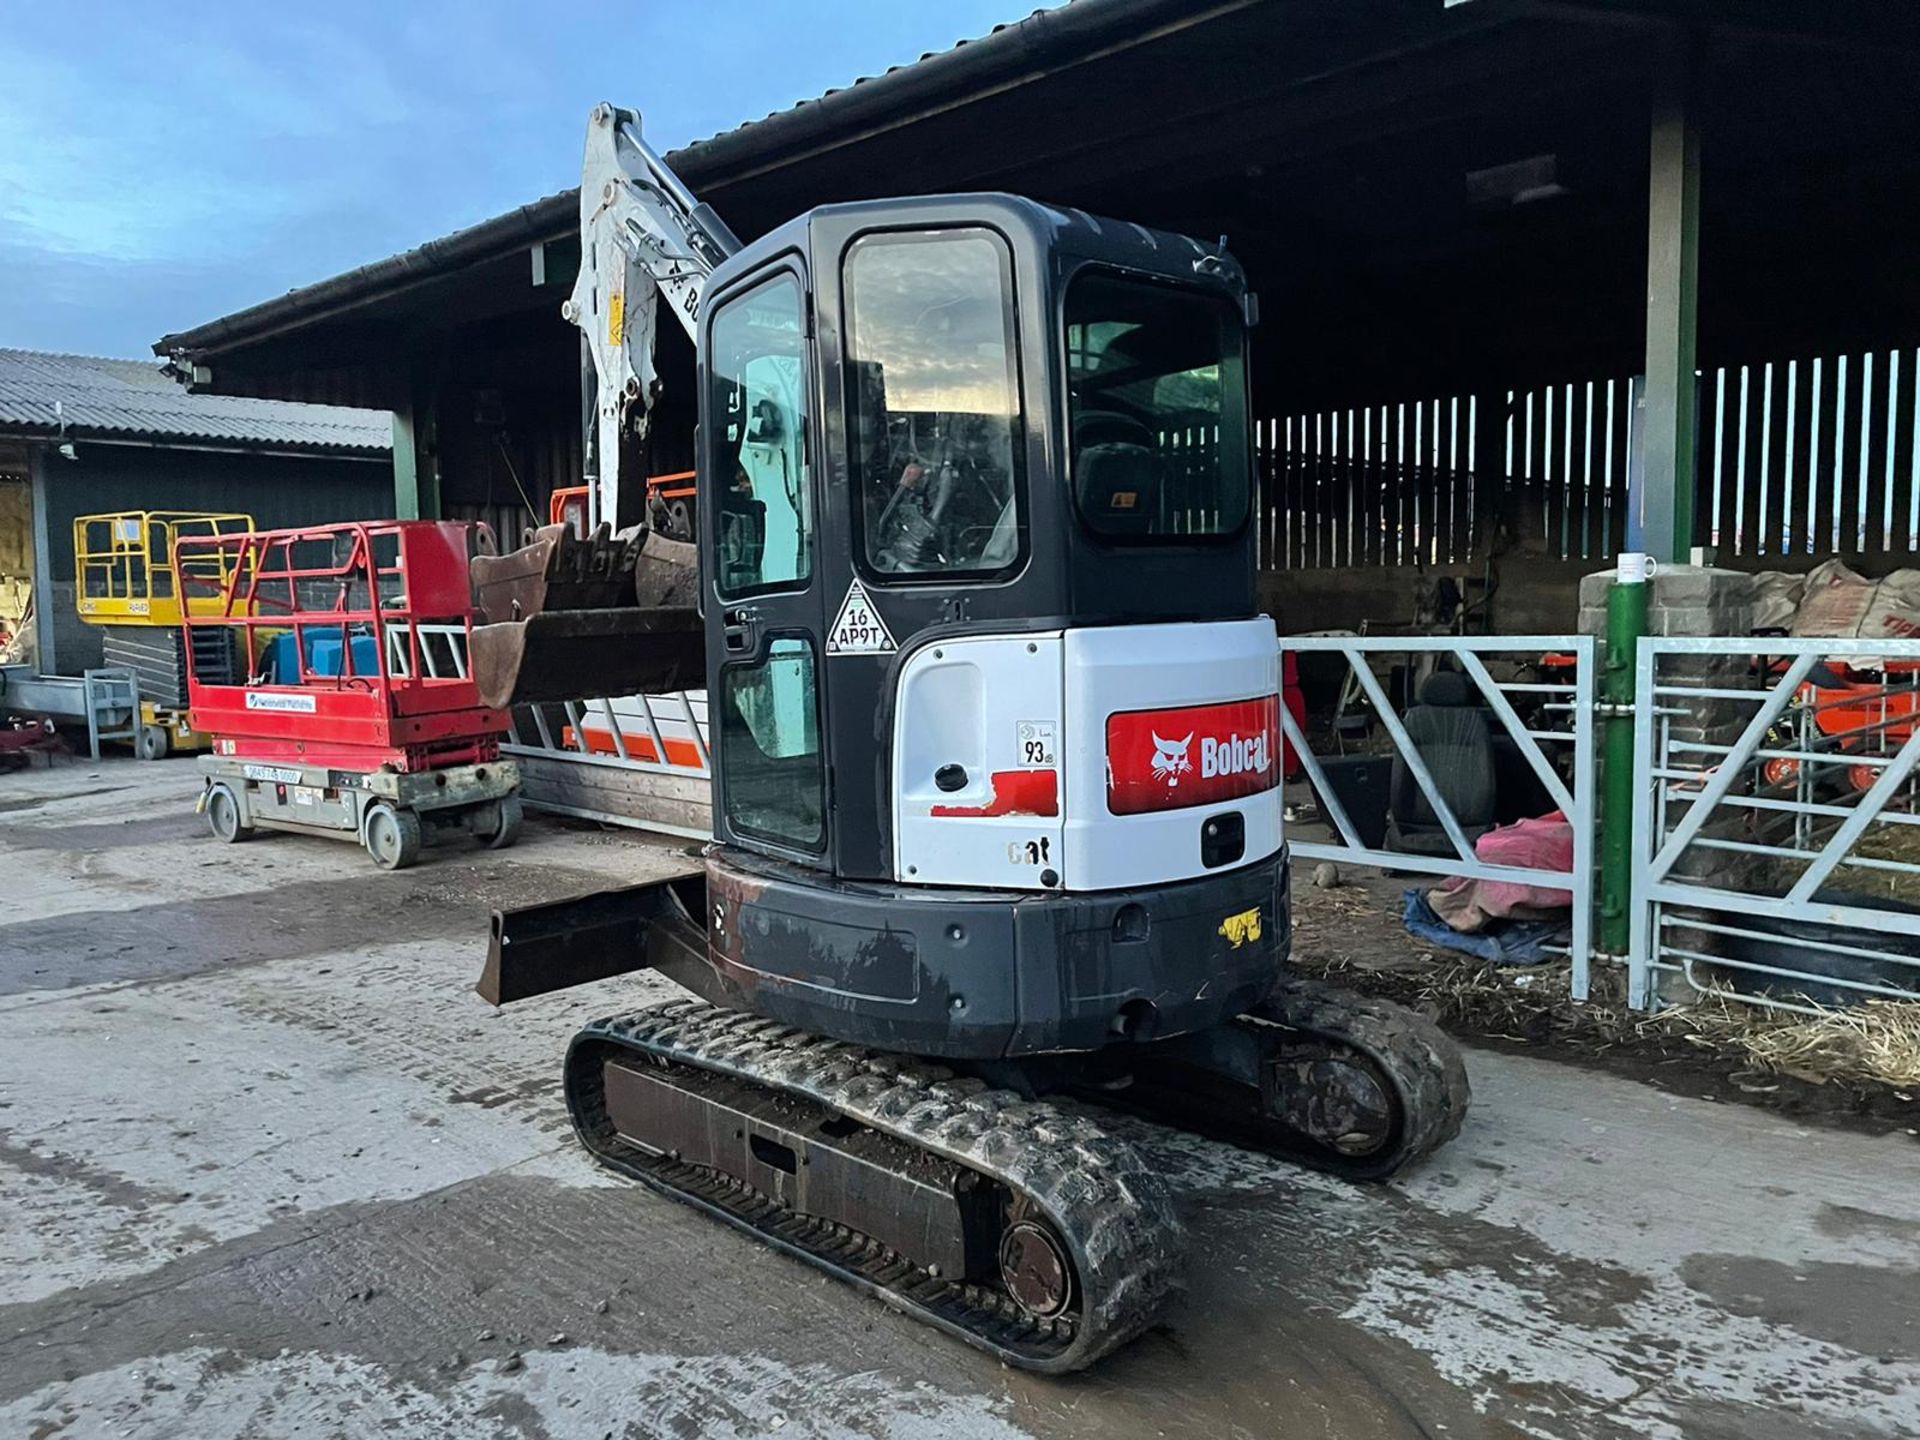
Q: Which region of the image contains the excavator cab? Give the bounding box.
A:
[686,196,1286,1058]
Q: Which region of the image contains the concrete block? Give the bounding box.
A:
[1659,714,1764,752]
[1648,604,1756,638]
[1578,570,1617,611]
[1652,566,1756,609]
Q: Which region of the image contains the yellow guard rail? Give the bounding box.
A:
[74,510,255,627]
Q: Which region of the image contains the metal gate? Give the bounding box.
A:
[1631,636,1920,1011]
[1280,635,1598,992]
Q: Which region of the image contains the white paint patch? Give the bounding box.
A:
[0,1167,193,1302]
[0,1345,1036,1440]
[0,758,691,925]
[1121,1048,1920,1438]
[1344,1262,1920,1440]
[1395,1048,1920,1273]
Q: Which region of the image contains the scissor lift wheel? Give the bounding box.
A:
[364,803,424,871]
[482,793,524,850]
[137,724,172,762]
[205,783,253,844]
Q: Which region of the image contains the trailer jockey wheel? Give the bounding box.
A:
[364,803,423,871]
[205,784,252,844]
[483,793,524,850]
[136,725,171,762]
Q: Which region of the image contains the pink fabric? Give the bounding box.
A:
[1428,812,1574,932]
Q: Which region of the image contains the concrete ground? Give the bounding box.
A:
[3,759,1918,1440]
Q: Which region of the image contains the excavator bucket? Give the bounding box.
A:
[468,524,704,709]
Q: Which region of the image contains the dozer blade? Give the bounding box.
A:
[477,873,707,1005]
[468,606,704,709]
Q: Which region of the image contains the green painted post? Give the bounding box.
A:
[1597,26,1700,958]
[389,381,441,521]
[1600,558,1650,954]
[391,407,421,520]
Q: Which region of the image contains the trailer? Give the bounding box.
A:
[0,664,139,761]
[175,519,521,869]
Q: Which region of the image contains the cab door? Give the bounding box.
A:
[701,261,829,863]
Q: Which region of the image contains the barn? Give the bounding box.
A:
[0,348,392,673]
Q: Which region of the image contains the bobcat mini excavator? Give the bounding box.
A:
[478,103,1470,1373]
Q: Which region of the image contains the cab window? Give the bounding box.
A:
[708,272,811,598]
[1066,271,1250,540]
[720,637,824,852]
[845,229,1025,578]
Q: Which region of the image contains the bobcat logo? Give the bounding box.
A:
[1150,732,1194,787]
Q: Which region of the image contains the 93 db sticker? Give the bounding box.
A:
[826,579,897,656]
[1016,721,1056,767]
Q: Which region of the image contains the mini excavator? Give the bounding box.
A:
[477,103,1470,1373]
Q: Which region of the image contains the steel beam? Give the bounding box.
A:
[391,373,441,521]
[27,445,57,673]
[390,408,421,520]
[1637,25,1702,564]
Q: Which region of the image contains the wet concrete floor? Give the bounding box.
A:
[3,759,1918,1439]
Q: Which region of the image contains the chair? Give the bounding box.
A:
[1073,411,1159,535]
[1386,670,1497,856]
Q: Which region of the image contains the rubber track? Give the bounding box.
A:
[1242,975,1473,1180]
[565,998,1184,1373]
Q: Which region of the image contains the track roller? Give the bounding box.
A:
[1079,976,1471,1182]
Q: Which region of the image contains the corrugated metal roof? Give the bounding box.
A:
[159,0,1901,368]
[0,348,391,454]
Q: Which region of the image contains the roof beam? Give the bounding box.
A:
[1498,0,1920,53]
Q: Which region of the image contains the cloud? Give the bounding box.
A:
[2,1,1052,354]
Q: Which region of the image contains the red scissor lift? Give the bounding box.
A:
[176,520,522,869]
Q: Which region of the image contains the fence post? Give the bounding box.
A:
[1598,555,1651,955]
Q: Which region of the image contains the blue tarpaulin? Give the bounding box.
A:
[1401,889,1567,966]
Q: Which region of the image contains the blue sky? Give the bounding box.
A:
[0,1,1043,358]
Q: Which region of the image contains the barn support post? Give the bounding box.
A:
[391,372,442,521]
[1636,25,1701,566]
[27,444,58,673]
[1600,26,1702,957]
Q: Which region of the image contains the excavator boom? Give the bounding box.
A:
[468,104,734,709]
[565,101,738,531]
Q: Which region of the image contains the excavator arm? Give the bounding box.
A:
[465,104,731,710]
[565,102,740,531]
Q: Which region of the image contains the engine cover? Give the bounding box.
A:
[891,619,1283,892]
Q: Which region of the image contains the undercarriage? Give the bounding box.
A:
[493,873,1469,1371]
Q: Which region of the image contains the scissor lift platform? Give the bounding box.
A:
[177,519,522,869]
